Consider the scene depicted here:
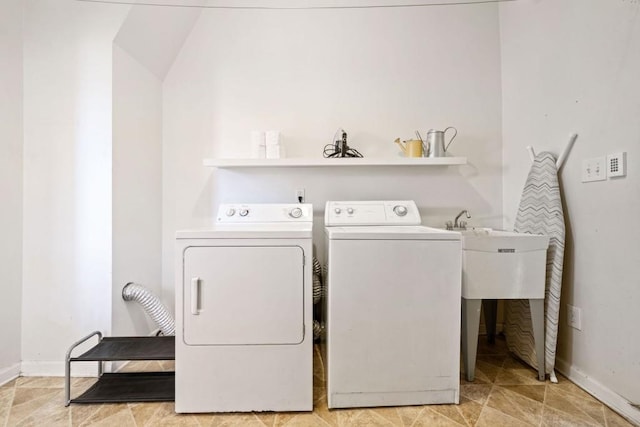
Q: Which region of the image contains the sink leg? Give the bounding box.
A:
[461,298,482,382]
[529,298,546,381]
[482,299,498,344]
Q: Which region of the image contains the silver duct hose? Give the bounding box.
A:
[312,256,325,340]
[313,320,325,341]
[122,282,175,336]
[312,257,322,277]
[313,276,322,305]
[313,257,322,304]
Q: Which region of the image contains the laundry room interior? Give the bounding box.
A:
[1,0,639,425]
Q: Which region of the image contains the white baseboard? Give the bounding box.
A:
[555,357,640,426]
[20,361,99,377]
[0,363,20,386]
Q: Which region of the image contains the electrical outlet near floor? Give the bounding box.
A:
[567,304,582,330]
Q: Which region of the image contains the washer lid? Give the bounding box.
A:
[325,225,460,240]
[177,222,313,239]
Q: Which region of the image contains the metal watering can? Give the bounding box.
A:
[426,127,457,158]
[394,138,423,158]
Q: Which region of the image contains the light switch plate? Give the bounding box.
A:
[582,157,607,182]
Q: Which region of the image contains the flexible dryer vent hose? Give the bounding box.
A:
[313,320,325,341]
[312,257,322,305]
[122,282,175,336]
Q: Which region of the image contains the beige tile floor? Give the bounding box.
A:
[0,336,635,426]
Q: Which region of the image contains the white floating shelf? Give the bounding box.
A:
[203,157,467,168]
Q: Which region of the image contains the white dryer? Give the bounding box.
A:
[175,203,313,413]
[323,200,461,408]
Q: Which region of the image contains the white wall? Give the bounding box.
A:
[21,0,129,375]
[112,45,163,336]
[0,0,23,384]
[500,0,640,422]
[162,4,504,299]
[114,5,202,81]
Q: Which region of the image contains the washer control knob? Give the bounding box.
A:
[289,207,303,218]
[347,207,354,215]
[335,208,342,214]
[239,208,249,217]
[226,208,236,217]
[393,205,408,216]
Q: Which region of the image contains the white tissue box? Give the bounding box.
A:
[266,144,282,159]
[265,130,281,146]
[251,131,266,159]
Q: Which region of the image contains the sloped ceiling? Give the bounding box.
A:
[114,5,202,80]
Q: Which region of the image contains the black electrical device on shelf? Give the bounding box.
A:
[323,129,363,158]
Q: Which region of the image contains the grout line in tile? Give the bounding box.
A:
[544,389,608,427]
[1,385,15,427]
[602,404,609,427]
[127,406,137,427]
[537,382,547,427]
[438,407,470,427]
[478,371,501,427]
[407,406,426,427]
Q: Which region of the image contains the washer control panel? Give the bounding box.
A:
[217,203,313,223]
[324,200,421,226]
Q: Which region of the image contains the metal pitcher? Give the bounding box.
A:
[426,127,457,158]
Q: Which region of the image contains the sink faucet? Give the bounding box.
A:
[449,209,471,230]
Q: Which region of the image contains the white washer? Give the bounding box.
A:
[324,200,461,408]
[175,203,313,413]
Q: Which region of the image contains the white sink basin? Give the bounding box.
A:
[460,228,549,252]
[459,228,550,299]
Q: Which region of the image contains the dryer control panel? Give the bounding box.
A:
[217,203,313,223]
[325,200,421,226]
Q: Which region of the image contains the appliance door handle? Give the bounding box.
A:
[190,277,200,315]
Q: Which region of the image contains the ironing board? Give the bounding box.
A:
[505,151,566,382]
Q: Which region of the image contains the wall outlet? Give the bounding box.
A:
[581,157,607,182]
[567,304,582,330]
[607,152,627,178]
[296,188,305,203]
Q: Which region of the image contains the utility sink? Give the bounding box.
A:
[457,228,550,382]
[460,228,549,299]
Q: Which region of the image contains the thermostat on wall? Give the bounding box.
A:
[607,152,626,178]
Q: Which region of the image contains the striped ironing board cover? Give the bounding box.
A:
[505,151,565,378]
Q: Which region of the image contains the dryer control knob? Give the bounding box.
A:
[347,207,354,215]
[239,208,249,217]
[226,208,236,217]
[393,205,408,216]
[334,208,342,214]
[289,207,303,218]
